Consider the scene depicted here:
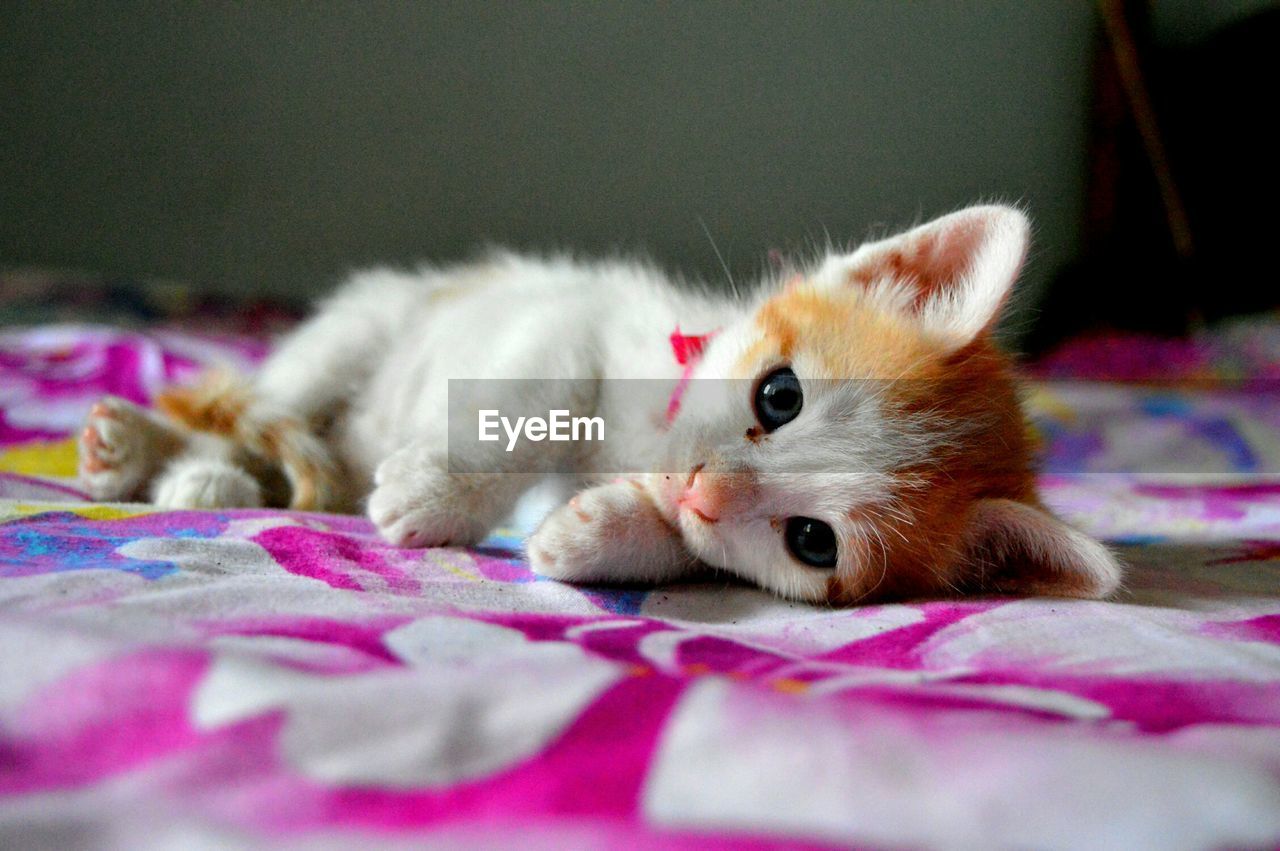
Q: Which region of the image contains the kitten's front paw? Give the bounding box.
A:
[528,481,688,584]
[367,464,489,549]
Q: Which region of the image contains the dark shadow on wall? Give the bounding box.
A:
[1028,4,1279,354]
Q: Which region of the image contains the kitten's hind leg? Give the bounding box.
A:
[78,396,188,501]
[154,373,343,511]
[151,452,263,509]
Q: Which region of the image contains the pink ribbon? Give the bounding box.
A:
[664,326,718,427]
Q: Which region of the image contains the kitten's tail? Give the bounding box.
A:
[154,370,341,511]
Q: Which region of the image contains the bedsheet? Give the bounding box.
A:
[2,324,1279,850]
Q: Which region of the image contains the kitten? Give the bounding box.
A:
[78,205,1122,604]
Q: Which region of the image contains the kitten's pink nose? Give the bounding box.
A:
[678,463,719,523]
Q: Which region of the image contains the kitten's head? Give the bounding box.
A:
[650,204,1121,604]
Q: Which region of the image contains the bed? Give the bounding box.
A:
[3,300,1280,849]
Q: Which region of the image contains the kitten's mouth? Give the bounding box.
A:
[680,503,719,524]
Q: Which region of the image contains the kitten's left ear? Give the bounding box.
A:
[959,499,1122,599]
[822,204,1030,346]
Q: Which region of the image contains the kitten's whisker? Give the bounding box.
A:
[883,523,911,546]
[848,521,890,604]
[698,217,740,301]
[876,506,916,539]
[866,526,891,603]
[926,553,963,595]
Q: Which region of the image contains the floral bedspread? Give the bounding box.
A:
[2,324,1280,850]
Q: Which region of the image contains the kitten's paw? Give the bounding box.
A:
[152,459,263,509]
[78,397,180,501]
[528,481,687,583]
[367,467,489,548]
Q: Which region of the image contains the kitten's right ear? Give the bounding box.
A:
[959,499,1123,599]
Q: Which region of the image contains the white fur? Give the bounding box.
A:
[81,205,1121,603]
[152,457,263,510]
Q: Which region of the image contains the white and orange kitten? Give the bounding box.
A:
[78,205,1122,604]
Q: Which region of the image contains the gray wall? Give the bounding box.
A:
[3,1,1098,308]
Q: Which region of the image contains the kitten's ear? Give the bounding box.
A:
[959,499,1122,599]
[823,204,1030,345]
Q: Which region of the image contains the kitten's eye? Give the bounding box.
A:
[753,367,803,431]
[785,517,838,568]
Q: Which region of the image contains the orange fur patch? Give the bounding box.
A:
[154,371,337,512]
[745,285,941,381]
[827,340,1038,603]
[747,283,1038,604]
[257,418,330,511]
[154,374,250,436]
